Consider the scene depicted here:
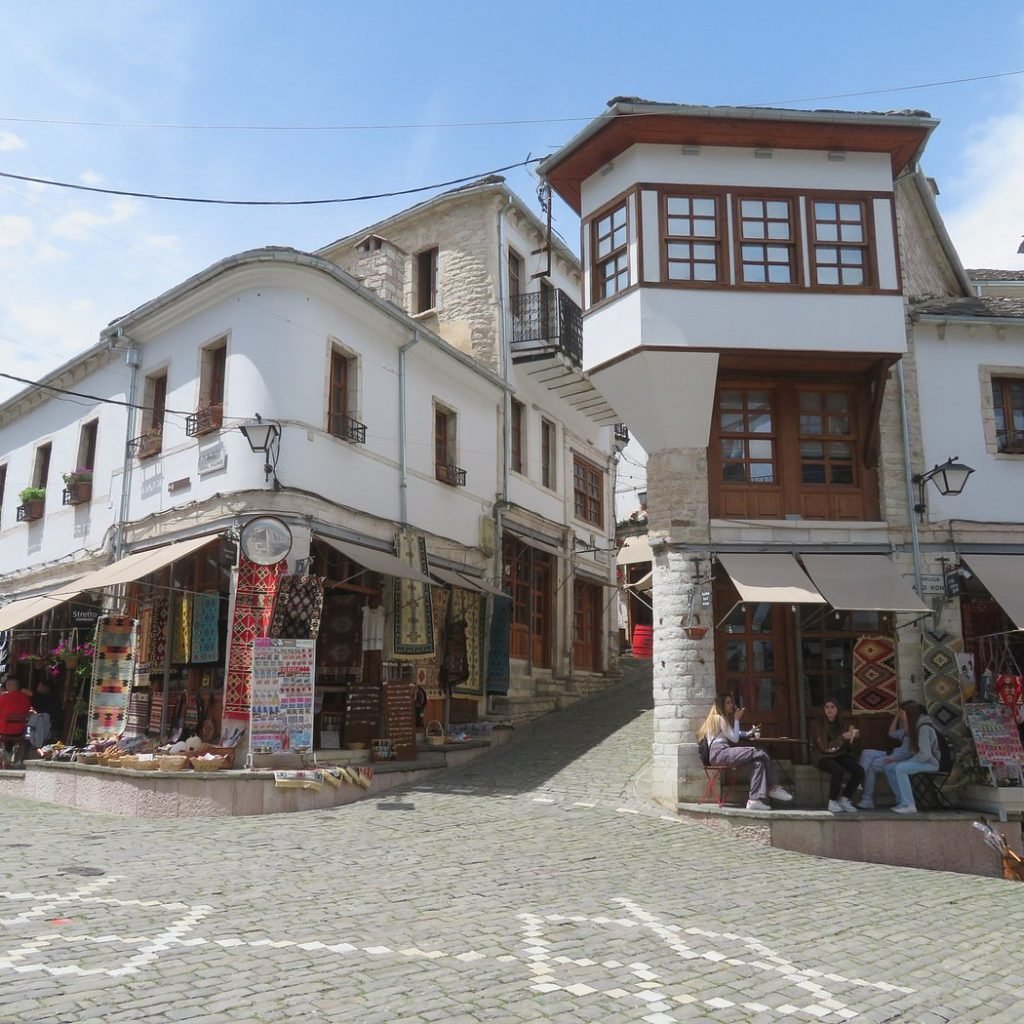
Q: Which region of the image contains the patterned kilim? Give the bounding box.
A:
[317,592,363,669]
[149,596,168,667]
[392,529,434,657]
[124,690,151,739]
[190,593,220,663]
[136,603,154,666]
[412,588,448,698]
[922,629,966,735]
[171,593,193,663]
[270,576,325,640]
[222,555,285,721]
[851,635,899,714]
[453,589,484,696]
[87,616,137,740]
[486,595,511,695]
[147,690,164,735]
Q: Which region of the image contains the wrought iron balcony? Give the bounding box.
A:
[510,289,583,366]
[997,429,1024,454]
[435,462,467,487]
[614,423,630,447]
[329,413,368,445]
[186,404,224,438]
[16,500,44,523]
[129,428,163,459]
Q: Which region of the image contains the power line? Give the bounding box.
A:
[1,69,1021,134]
[0,157,540,207]
[0,370,190,416]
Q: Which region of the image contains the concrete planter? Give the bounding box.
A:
[957,783,1024,820]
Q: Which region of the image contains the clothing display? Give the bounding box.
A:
[361,605,385,651]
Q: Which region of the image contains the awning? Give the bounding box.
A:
[430,566,483,592]
[617,535,652,566]
[317,536,434,586]
[717,553,824,605]
[962,555,1024,630]
[455,572,508,598]
[576,572,618,589]
[625,570,653,593]
[0,534,218,633]
[801,554,928,613]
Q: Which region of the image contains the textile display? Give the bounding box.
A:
[148,689,165,734]
[222,555,286,722]
[317,592,363,669]
[149,596,169,668]
[270,576,325,641]
[250,638,315,754]
[273,769,324,791]
[87,615,138,741]
[440,591,469,691]
[851,636,899,714]
[452,589,483,696]
[964,703,1024,770]
[486,596,512,696]
[124,690,151,740]
[392,529,435,657]
[362,605,386,651]
[922,629,966,733]
[171,593,193,664]
[190,593,221,663]
[136,603,154,666]
[413,588,449,699]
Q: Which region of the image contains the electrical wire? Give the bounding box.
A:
[0,370,191,416]
[0,156,541,207]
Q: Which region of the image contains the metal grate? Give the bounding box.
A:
[330,413,368,445]
[614,423,630,445]
[435,462,467,487]
[129,429,163,459]
[186,404,224,438]
[510,289,583,365]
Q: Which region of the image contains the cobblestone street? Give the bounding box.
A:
[0,660,1019,1024]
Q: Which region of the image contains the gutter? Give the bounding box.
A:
[398,329,420,526]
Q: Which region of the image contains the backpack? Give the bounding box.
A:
[934,726,954,773]
[697,735,711,766]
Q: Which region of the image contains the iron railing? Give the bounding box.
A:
[186,404,224,437]
[129,428,163,459]
[435,462,467,487]
[997,429,1024,454]
[614,423,630,446]
[510,289,583,366]
[329,413,368,445]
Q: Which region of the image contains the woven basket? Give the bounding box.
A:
[425,720,445,747]
[158,755,190,772]
[196,745,236,769]
[128,757,160,772]
[76,752,100,765]
[189,756,227,773]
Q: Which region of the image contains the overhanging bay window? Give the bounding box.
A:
[810,199,870,288]
[663,193,721,283]
[736,197,797,285]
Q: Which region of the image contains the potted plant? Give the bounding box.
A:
[18,486,46,521]
[136,427,163,459]
[62,467,93,505]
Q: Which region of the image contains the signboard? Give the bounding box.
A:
[382,679,417,762]
[249,638,315,754]
[344,680,380,749]
[919,572,961,598]
[964,702,1024,770]
[198,444,228,475]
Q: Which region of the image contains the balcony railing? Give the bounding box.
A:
[510,289,583,366]
[186,404,224,438]
[129,428,163,459]
[435,462,467,487]
[614,423,630,446]
[997,429,1024,454]
[329,413,368,445]
[16,499,45,523]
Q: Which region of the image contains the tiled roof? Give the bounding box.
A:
[912,295,1024,320]
[966,268,1024,282]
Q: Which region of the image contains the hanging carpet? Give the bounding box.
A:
[452,589,483,696]
[851,635,899,714]
[191,592,221,663]
[171,593,193,663]
[148,689,165,735]
[87,615,138,741]
[922,629,966,734]
[124,690,151,740]
[149,596,169,667]
[270,575,325,640]
[392,529,434,657]
[136,602,154,666]
[317,592,363,669]
[486,595,512,696]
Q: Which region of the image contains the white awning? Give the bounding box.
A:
[0,534,219,633]
[317,536,434,585]
[963,555,1024,630]
[617,535,652,566]
[801,554,928,613]
[717,553,824,605]
[626,570,653,593]
[455,572,508,598]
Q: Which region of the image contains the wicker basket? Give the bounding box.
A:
[425,720,445,747]
[128,757,160,772]
[196,745,236,769]
[76,752,100,765]
[158,755,190,772]
[189,755,227,773]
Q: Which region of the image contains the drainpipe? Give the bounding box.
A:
[112,334,140,560]
[896,358,923,594]
[398,329,420,527]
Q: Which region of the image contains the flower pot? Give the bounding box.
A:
[64,481,92,505]
[61,655,80,669]
[684,626,709,640]
[20,498,44,521]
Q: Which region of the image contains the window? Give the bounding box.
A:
[541,418,556,490]
[200,339,227,410]
[798,390,856,485]
[664,194,720,282]
[139,372,167,457]
[539,278,557,339]
[508,249,523,300]
[416,247,438,313]
[328,348,358,439]
[573,455,604,528]
[592,202,629,301]
[736,197,796,284]
[811,201,868,287]
[511,399,525,475]
[0,464,6,522]
[435,404,462,484]
[992,377,1024,453]
[719,389,776,484]
[77,419,98,471]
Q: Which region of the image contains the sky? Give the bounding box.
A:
[1,1,1023,517]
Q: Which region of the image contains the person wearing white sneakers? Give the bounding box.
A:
[857,701,914,809]
[883,701,940,814]
[696,693,793,811]
[810,698,864,813]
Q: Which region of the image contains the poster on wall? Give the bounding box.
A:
[249,638,315,755]
[964,702,1024,775]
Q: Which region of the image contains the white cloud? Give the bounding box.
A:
[0,214,34,248]
[34,242,70,264]
[144,233,179,252]
[79,169,105,186]
[942,97,1024,272]
[0,131,26,152]
[49,197,140,241]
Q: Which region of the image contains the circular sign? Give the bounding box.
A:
[239,516,293,566]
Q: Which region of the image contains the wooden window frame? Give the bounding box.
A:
[328,347,359,440]
[661,190,722,285]
[718,387,778,487]
[416,247,438,313]
[77,419,99,471]
[33,442,52,490]
[508,248,524,301]
[0,463,6,522]
[510,399,525,475]
[541,418,556,490]
[591,200,629,303]
[809,197,874,289]
[200,338,227,410]
[734,195,799,286]
[796,387,859,488]
[144,372,168,435]
[434,402,459,483]
[992,377,1024,453]
[573,454,604,528]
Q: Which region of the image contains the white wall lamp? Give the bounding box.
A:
[238,413,282,490]
[913,456,974,520]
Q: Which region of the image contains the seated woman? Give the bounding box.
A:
[883,701,940,814]
[697,693,792,811]
[857,701,913,809]
[810,698,864,813]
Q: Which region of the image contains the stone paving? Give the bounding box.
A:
[0,660,1020,1024]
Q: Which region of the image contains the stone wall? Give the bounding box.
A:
[894,176,964,300]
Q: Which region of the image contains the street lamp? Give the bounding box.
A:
[913,456,974,519]
[238,413,282,490]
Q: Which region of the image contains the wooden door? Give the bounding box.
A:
[531,553,552,668]
[573,581,602,672]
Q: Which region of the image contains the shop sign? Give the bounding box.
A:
[918,574,946,596]
[198,445,227,475]
[70,606,101,627]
